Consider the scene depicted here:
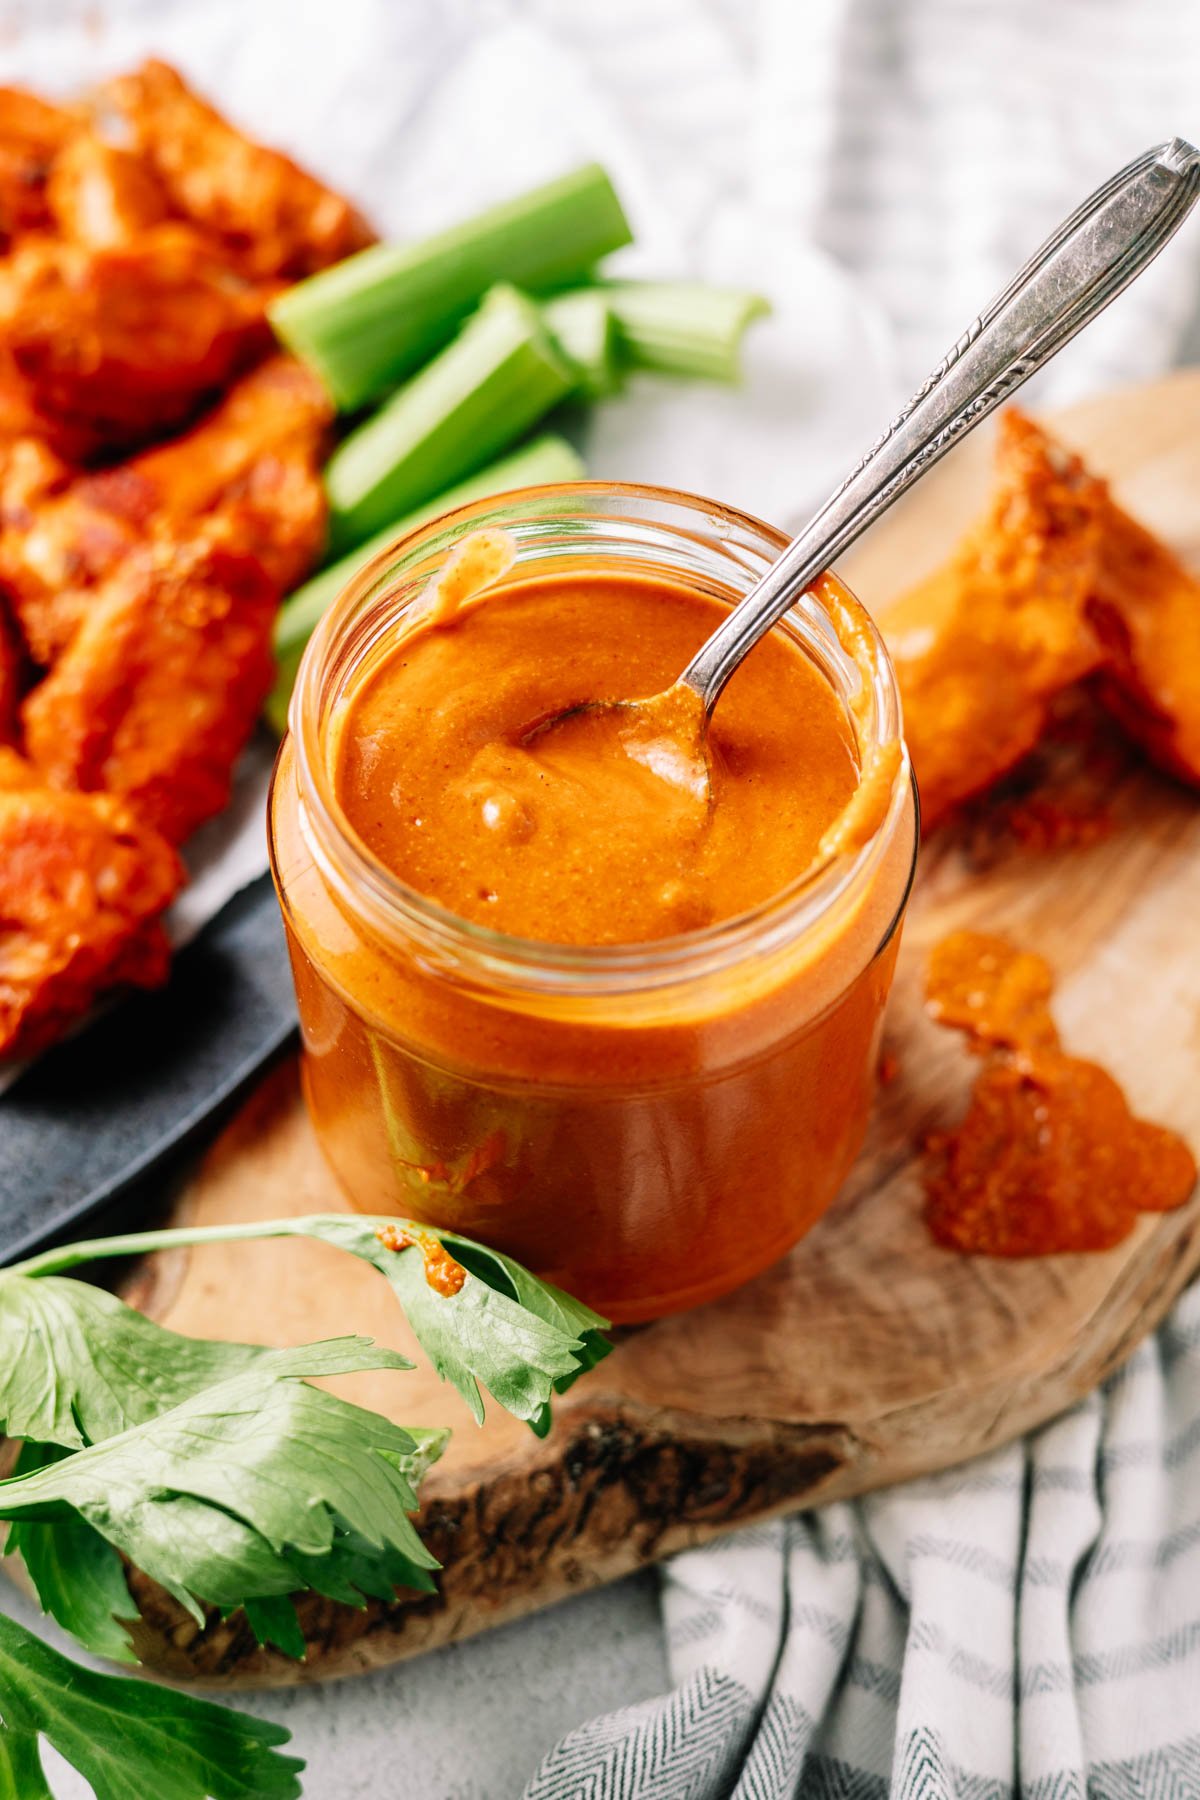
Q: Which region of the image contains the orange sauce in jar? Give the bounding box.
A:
[269,484,917,1321]
[333,570,860,943]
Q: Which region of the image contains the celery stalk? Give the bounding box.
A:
[542,289,620,398]
[267,431,585,734]
[323,284,574,554]
[270,164,632,410]
[603,281,769,381]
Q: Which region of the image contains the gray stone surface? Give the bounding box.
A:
[8,1574,668,1798]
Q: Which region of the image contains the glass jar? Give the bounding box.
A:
[269,483,918,1323]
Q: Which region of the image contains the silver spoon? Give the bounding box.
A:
[530,139,1200,803]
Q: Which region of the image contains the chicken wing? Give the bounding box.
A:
[22,518,279,844]
[0,223,270,458]
[0,87,75,247]
[129,352,332,535]
[0,435,76,669]
[1087,496,1200,785]
[95,59,373,279]
[0,355,330,662]
[886,411,1107,831]
[46,128,168,245]
[0,746,182,1059]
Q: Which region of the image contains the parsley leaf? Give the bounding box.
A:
[0,1275,280,1450]
[0,1610,303,1798]
[0,1341,439,1627]
[443,1232,614,1431]
[239,1596,309,1662]
[13,1214,612,1433]
[0,1207,612,1791]
[297,1216,611,1425]
[5,1446,136,1664]
[0,1720,51,1799]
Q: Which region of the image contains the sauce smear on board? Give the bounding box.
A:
[924,931,1196,1255]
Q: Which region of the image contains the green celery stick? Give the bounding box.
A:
[323,283,575,554]
[270,163,632,410]
[603,280,769,381]
[542,288,621,398]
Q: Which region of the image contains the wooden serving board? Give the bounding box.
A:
[120,372,1200,1686]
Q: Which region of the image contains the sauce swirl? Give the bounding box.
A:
[333,567,862,945]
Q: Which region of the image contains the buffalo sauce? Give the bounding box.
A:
[374,1220,466,1296]
[269,503,916,1323]
[924,931,1196,1255]
[332,568,861,944]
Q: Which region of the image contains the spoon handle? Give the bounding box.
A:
[683,137,1200,713]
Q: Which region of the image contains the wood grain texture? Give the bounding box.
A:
[95,373,1200,1684]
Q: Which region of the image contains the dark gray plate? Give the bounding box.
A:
[0,874,296,1265]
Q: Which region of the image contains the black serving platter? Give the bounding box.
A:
[0,873,296,1265]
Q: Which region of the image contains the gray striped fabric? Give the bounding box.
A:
[524,1284,1200,1798]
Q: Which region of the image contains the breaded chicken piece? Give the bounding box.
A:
[129,353,332,520]
[887,411,1107,831]
[0,87,76,247]
[22,518,279,844]
[211,447,328,595]
[0,224,270,458]
[0,356,330,662]
[0,746,182,1059]
[1087,497,1200,785]
[0,436,75,684]
[46,128,169,245]
[95,59,373,279]
[0,430,71,523]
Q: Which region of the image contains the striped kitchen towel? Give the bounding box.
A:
[524,1278,1200,1798]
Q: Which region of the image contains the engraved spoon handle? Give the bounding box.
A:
[683,138,1200,713]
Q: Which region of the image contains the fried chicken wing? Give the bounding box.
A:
[129,353,332,532]
[0,746,182,1059]
[214,448,328,594]
[1086,497,1200,785]
[0,356,330,662]
[96,59,373,279]
[0,430,71,521]
[0,88,75,247]
[46,128,168,245]
[0,434,77,666]
[887,411,1106,831]
[22,520,279,844]
[0,66,361,1060]
[0,223,270,458]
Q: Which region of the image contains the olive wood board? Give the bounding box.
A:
[67,373,1200,1685]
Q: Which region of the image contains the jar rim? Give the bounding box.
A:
[288,479,916,993]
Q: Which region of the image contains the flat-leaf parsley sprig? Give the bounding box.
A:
[0,1610,304,1798]
[0,1212,611,1796]
[10,1212,610,1433]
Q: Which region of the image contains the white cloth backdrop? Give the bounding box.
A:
[5,2,1200,1795]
